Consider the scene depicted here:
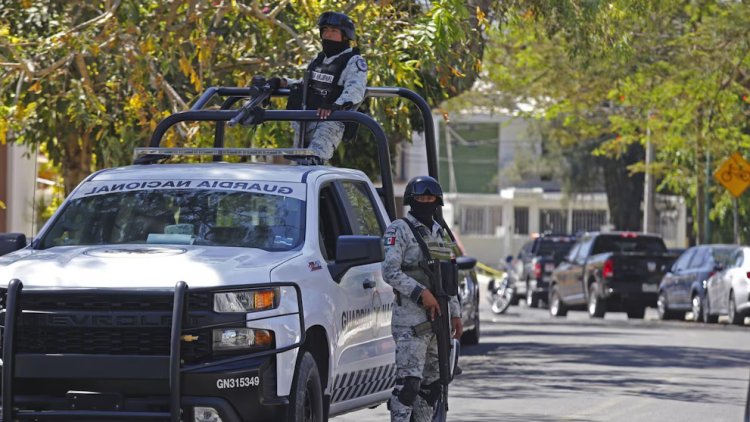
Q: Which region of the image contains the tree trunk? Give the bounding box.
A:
[61,129,94,196]
[601,143,645,231]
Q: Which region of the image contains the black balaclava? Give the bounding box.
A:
[409,202,439,227]
[322,39,349,57]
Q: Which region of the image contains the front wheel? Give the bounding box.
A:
[526,282,539,308]
[729,292,746,325]
[588,284,605,318]
[490,283,514,314]
[691,294,703,322]
[703,293,719,324]
[287,351,325,422]
[461,311,480,345]
[549,287,568,317]
[657,292,683,320]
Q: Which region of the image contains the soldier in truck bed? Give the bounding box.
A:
[268,11,368,163]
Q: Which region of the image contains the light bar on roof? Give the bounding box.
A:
[132,147,318,160]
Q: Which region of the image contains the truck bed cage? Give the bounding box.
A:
[136,86,440,221]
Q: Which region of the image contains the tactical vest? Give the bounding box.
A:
[400,221,455,291]
[298,49,359,110]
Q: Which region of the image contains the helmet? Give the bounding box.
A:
[403,176,443,206]
[317,11,356,40]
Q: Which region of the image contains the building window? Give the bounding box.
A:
[514,207,529,234]
[539,209,567,234]
[460,206,503,235]
[572,210,607,233]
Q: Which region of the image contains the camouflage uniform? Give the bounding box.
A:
[382,213,461,422]
[286,48,368,161]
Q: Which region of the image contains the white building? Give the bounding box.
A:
[1,143,36,236]
[396,113,687,268]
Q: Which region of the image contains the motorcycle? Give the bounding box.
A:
[487,271,516,314]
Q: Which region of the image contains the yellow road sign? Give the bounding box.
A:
[714,152,750,197]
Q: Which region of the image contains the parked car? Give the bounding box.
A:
[704,246,750,325]
[515,234,577,308]
[457,256,482,345]
[657,244,736,321]
[550,232,678,319]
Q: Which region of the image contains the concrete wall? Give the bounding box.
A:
[1,143,36,236]
[444,190,687,269]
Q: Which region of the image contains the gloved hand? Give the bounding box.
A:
[267,77,283,91]
[317,101,352,119]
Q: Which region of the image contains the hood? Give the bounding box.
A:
[0,245,300,290]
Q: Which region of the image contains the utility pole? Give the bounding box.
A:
[446,124,457,193]
[705,149,712,243]
[643,115,656,234]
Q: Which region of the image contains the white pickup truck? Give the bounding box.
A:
[0,85,479,422]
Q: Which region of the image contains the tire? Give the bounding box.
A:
[626,306,646,319]
[490,277,515,314]
[587,284,605,318]
[549,287,568,317]
[729,292,745,326]
[703,293,719,324]
[657,291,678,320]
[287,351,325,422]
[461,311,480,345]
[691,293,703,322]
[526,282,539,308]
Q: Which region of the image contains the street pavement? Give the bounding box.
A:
[334,285,750,421]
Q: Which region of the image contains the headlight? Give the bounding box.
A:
[212,328,274,351]
[213,288,278,313]
[194,406,222,422]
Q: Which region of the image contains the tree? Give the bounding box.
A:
[1,1,499,194]
[448,0,750,239]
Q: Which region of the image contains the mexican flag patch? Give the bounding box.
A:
[384,236,396,246]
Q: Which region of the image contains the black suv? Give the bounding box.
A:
[515,234,577,307]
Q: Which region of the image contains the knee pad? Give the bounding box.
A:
[419,380,442,407]
[395,376,421,406]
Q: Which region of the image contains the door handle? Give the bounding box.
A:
[363,279,376,289]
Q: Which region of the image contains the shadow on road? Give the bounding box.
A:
[456,338,749,406]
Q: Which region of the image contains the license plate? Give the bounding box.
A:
[545,263,555,271]
[642,283,658,292]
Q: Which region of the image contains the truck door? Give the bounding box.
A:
[664,247,695,307]
[318,180,395,406]
[567,236,593,305]
[554,242,581,301]
[679,247,702,306]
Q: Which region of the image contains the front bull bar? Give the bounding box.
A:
[0,280,305,421]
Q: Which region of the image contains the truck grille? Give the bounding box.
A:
[0,291,212,363]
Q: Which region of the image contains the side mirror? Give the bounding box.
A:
[329,235,384,282]
[456,256,477,270]
[0,233,27,256]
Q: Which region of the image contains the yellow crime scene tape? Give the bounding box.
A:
[475,261,505,277]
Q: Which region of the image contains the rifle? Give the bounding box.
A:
[427,259,455,422]
[227,76,274,127]
[401,218,458,422]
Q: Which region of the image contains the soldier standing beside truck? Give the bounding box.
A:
[382,176,462,422]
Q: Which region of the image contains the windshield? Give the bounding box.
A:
[537,238,576,256]
[591,235,666,254]
[39,181,305,251]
